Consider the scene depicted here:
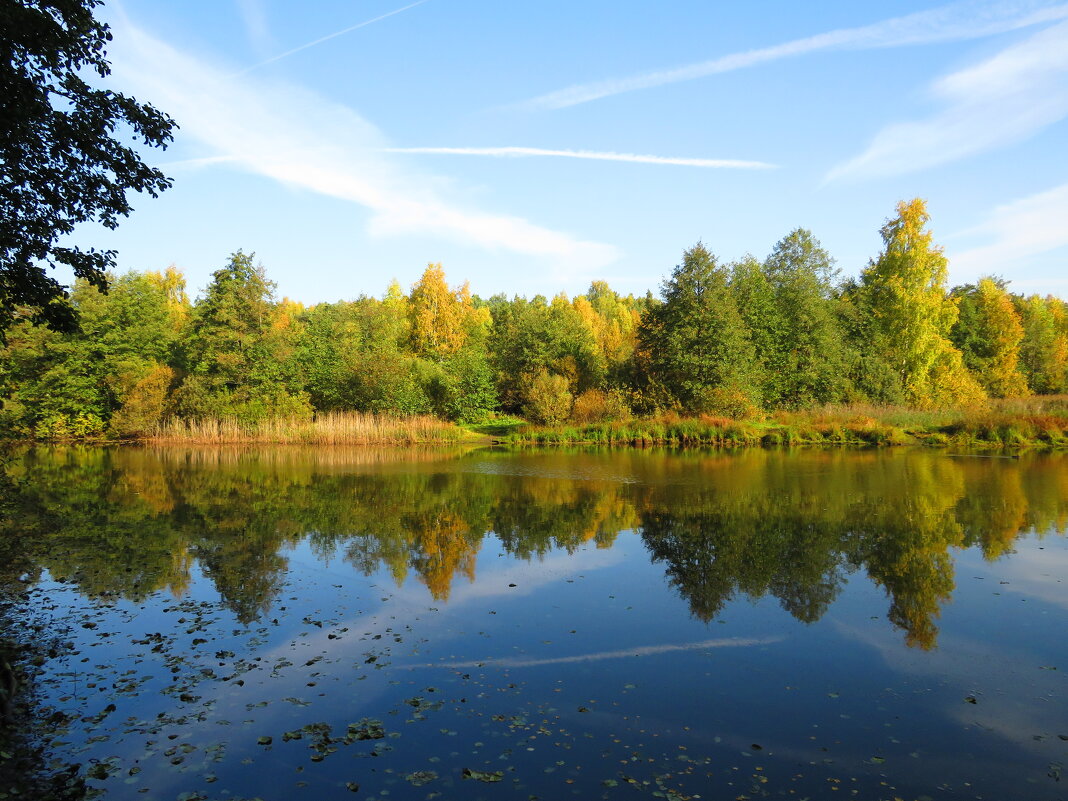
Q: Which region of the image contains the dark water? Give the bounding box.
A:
[2,445,1067,800]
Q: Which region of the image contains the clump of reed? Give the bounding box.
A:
[150,411,464,445]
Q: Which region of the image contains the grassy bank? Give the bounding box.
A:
[150,411,467,445]
[504,397,1068,450]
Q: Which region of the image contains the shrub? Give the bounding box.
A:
[571,389,631,424]
[522,370,573,425]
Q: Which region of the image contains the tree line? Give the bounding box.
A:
[1,198,1066,439]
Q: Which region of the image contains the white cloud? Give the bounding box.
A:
[384,146,775,170]
[949,182,1068,282]
[107,21,620,275]
[518,0,1068,111]
[828,20,1068,180]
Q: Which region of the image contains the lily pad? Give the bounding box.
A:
[463,768,504,782]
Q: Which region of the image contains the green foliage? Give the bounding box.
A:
[2,200,1067,444]
[0,0,175,334]
[1016,294,1068,394]
[174,251,310,423]
[427,347,498,423]
[636,243,759,414]
[763,229,852,408]
[522,369,574,425]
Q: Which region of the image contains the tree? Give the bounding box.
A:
[859,200,984,408]
[0,0,176,334]
[729,255,782,403]
[174,252,310,422]
[950,278,1028,398]
[635,243,759,414]
[1016,294,1068,394]
[762,229,852,408]
[409,263,473,360]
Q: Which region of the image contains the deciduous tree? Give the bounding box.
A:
[0,0,175,334]
[859,200,984,408]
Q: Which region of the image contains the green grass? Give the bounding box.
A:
[504,396,1068,451]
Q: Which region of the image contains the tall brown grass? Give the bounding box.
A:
[149,411,464,445]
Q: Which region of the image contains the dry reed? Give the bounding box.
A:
[149,411,463,445]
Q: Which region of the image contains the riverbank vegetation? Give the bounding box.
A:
[1,199,1066,446]
[508,397,1068,448]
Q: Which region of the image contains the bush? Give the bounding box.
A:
[570,389,631,424]
[522,369,573,425]
[689,385,760,419]
[109,365,176,438]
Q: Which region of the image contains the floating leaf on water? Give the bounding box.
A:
[345,781,360,792]
[405,770,438,786]
[462,768,504,782]
[257,736,272,746]
[965,696,978,704]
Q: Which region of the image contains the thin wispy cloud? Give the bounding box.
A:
[827,19,1068,180]
[109,22,619,275]
[517,0,1068,111]
[153,155,240,170]
[235,0,272,54]
[240,0,432,74]
[949,182,1068,282]
[384,146,775,170]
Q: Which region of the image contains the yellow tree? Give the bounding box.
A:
[409,263,474,360]
[861,199,985,408]
[956,278,1028,398]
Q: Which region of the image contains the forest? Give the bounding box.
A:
[1,198,1066,441]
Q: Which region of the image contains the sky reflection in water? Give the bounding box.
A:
[2,445,1067,800]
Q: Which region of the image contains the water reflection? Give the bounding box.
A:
[3,446,1066,648]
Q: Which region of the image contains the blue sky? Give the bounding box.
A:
[85,0,1068,302]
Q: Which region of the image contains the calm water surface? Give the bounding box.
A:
[2,445,1067,800]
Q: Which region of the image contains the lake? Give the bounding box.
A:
[2,445,1067,800]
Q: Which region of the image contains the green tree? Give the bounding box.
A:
[730,255,782,404]
[763,229,852,408]
[859,199,984,408]
[0,0,175,334]
[1016,294,1068,394]
[174,252,309,422]
[0,268,189,437]
[636,243,759,414]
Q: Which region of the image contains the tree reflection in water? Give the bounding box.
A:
[3,446,1066,648]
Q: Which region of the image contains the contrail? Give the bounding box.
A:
[516,0,1068,110]
[428,637,782,669]
[241,0,432,73]
[384,146,775,170]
